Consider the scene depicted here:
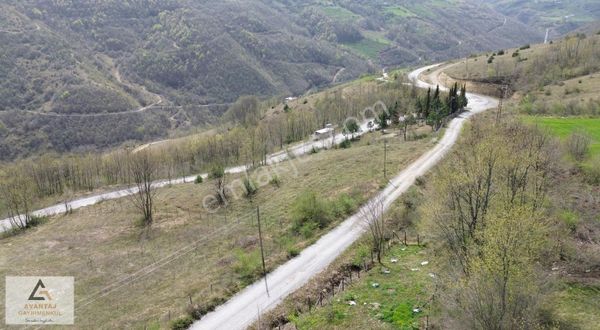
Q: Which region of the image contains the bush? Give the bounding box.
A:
[512,50,520,58]
[566,131,591,161]
[520,44,531,50]
[170,316,194,330]
[339,139,352,149]
[333,193,357,217]
[233,249,262,286]
[292,191,333,232]
[270,175,281,187]
[243,178,257,197]
[497,50,505,56]
[195,175,203,184]
[210,165,225,179]
[560,211,580,233]
[583,156,600,185]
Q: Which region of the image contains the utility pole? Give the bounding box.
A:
[496,84,509,124]
[383,139,388,180]
[257,206,270,297]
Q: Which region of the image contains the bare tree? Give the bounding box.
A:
[128,151,157,229]
[0,173,34,230]
[361,197,386,264]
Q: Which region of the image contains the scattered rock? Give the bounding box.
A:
[349,301,357,306]
[421,261,429,266]
[411,268,420,272]
[382,268,391,274]
[413,308,421,313]
[428,273,436,278]
[391,258,398,263]
[371,282,380,288]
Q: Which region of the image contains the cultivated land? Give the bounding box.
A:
[0,129,434,329]
[523,117,600,156]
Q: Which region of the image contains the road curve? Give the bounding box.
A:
[190,64,498,330]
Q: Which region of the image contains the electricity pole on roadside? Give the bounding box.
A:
[383,139,388,180]
[257,206,270,297]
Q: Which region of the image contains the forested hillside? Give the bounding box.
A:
[0,0,597,160]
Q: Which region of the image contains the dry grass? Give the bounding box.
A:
[0,129,435,329]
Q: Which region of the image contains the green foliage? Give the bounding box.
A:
[338,139,352,149]
[292,191,333,233]
[170,316,194,330]
[243,177,257,197]
[210,165,225,179]
[194,175,203,184]
[232,249,263,286]
[560,211,580,232]
[269,175,281,187]
[332,193,357,217]
[520,44,531,50]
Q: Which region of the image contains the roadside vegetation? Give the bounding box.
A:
[276,110,600,330]
[0,111,440,328]
[0,76,420,219]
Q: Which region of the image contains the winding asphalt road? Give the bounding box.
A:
[189,64,498,330]
[0,63,498,329]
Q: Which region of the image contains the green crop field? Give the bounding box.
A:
[522,117,600,156]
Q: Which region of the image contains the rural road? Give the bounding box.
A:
[190,64,498,330]
[0,121,372,232]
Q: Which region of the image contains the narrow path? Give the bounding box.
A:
[332,67,346,83]
[189,63,498,330]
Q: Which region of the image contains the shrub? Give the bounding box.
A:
[233,249,262,286]
[210,165,225,179]
[512,50,520,57]
[170,316,194,330]
[566,131,591,161]
[339,139,352,149]
[583,156,600,185]
[195,175,203,184]
[520,44,531,50]
[560,211,580,233]
[270,175,281,187]
[497,50,505,56]
[287,245,300,258]
[243,178,257,197]
[487,56,494,64]
[310,146,320,154]
[292,191,332,232]
[333,193,357,217]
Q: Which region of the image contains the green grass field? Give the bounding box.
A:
[552,283,600,330]
[343,38,390,59]
[291,245,433,330]
[522,116,600,156]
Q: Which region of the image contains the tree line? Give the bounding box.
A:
[415,82,468,130]
[0,76,431,220]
